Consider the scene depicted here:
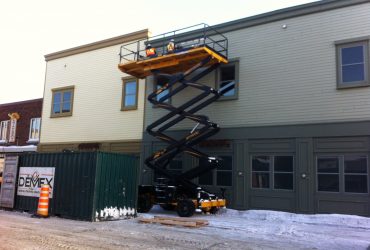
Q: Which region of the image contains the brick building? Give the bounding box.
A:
[0,98,42,178]
[0,98,42,147]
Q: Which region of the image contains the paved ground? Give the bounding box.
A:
[0,207,370,250]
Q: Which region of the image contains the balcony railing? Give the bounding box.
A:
[119,23,228,64]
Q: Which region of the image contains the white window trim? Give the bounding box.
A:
[27,117,41,143]
[0,120,10,143]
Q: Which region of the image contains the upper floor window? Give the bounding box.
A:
[28,118,41,142]
[251,155,294,190]
[337,40,369,88]
[0,120,10,142]
[51,86,74,117]
[122,78,138,110]
[217,60,239,100]
[155,75,170,103]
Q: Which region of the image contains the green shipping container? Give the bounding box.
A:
[15,152,139,221]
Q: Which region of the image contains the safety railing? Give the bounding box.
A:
[119,23,228,64]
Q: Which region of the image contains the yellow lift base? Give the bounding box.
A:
[118,46,228,79]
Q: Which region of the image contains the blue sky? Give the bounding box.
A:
[0,0,317,104]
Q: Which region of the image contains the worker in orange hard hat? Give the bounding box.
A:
[167,39,175,54]
[145,44,157,58]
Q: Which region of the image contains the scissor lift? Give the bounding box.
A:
[118,24,231,217]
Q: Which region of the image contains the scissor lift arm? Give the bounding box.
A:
[118,24,230,216]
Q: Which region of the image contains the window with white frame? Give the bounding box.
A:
[29,118,41,142]
[0,120,10,142]
[337,40,369,88]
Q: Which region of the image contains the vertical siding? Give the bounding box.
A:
[16,152,97,221]
[93,152,138,221]
[41,42,145,143]
[145,3,370,130]
[15,152,139,221]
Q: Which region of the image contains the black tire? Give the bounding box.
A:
[209,207,219,214]
[137,193,153,213]
[176,199,195,217]
[160,204,176,211]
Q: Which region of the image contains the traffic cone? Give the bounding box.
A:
[36,184,50,217]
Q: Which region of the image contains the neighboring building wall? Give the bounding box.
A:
[145,2,370,129]
[39,30,148,154]
[0,99,43,146]
[141,1,370,216]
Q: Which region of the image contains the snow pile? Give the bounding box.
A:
[219,208,370,229]
[0,145,37,153]
[139,206,370,249]
[96,206,136,221]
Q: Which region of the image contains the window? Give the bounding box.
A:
[198,155,233,187]
[337,40,369,88]
[216,156,233,186]
[168,157,183,176]
[317,156,368,194]
[251,156,270,189]
[28,118,41,142]
[198,164,213,185]
[154,155,183,180]
[274,156,294,190]
[251,155,294,190]
[0,120,10,142]
[344,156,368,193]
[122,78,138,110]
[51,86,74,117]
[217,60,239,100]
[155,75,170,103]
[317,157,339,192]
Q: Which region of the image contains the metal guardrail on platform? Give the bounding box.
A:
[119,23,228,64]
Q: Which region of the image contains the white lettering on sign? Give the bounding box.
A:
[17,167,55,198]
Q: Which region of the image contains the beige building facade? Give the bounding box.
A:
[39,30,149,154]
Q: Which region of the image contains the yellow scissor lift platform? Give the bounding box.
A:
[118,24,229,217]
[118,46,228,79]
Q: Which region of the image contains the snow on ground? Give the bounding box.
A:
[142,206,370,250]
[1,206,370,249]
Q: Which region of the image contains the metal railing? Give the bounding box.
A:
[119,23,228,64]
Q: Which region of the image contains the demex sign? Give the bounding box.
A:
[17,167,55,198]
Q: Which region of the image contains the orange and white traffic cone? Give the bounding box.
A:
[36,184,50,217]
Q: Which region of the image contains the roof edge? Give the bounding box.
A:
[212,0,370,34]
[150,0,370,44]
[0,98,43,107]
[44,29,149,61]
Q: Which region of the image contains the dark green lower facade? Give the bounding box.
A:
[15,152,138,221]
[140,120,370,216]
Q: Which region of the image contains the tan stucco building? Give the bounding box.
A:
[39,29,149,155]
